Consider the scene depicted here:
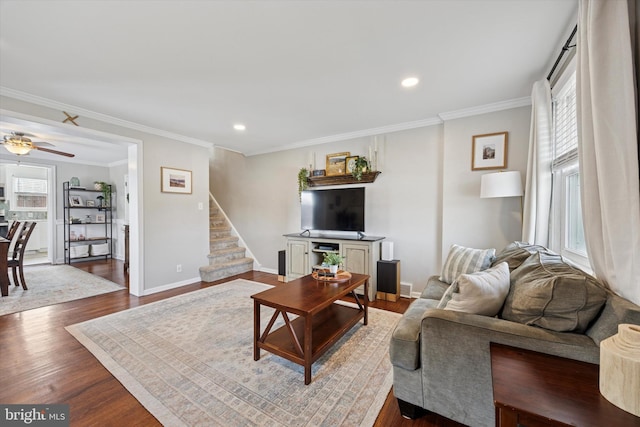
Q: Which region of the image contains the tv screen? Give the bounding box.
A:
[301,187,365,232]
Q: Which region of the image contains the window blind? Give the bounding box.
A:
[13,177,47,194]
[552,73,578,167]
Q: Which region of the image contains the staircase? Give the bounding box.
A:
[199,200,253,282]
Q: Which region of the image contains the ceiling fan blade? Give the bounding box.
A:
[1,130,35,138]
[32,141,55,147]
[32,146,75,157]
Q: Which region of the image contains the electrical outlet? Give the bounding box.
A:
[176,264,182,273]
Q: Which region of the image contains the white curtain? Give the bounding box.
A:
[522,79,553,246]
[577,0,640,305]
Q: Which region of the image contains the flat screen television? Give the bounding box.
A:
[301,187,365,232]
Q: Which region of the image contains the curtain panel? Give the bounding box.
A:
[522,79,553,246]
[577,0,640,305]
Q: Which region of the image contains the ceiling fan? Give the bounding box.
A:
[1,132,75,157]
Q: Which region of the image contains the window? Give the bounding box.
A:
[12,177,48,210]
[550,70,590,270]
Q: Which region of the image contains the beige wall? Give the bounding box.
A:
[212,106,531,294]
[441,107,530,260]
[0,93,531,295]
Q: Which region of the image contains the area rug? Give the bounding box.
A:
[66,279,401,426]
[0,264,124,316]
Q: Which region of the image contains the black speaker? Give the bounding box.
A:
[278,250,286,282]
[377,260,400,301]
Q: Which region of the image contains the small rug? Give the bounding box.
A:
[66,279,401,426]
[0,264,124,316]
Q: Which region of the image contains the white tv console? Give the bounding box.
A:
[283,233,385,301]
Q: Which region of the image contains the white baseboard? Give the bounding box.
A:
[259,267,278,275]
[142,277,201,295]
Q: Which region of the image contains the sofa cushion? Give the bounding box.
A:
[436,281,457,309]
[420,276,450,300]
[502,252,608,332]
[492,241,557,271]
[390,298,439,370]
[443,262,510,317]
[439,244,496,284]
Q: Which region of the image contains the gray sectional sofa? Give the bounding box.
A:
[389,242,640,427]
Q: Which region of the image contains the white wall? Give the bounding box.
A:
[1,95,211,292]
[212,106,531,294]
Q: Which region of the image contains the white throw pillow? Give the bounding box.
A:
[439,244,496,284]
[444,262,510,317]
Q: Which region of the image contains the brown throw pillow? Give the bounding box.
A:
[502,252,608,333]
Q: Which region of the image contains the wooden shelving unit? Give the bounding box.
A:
[307,171,381,187]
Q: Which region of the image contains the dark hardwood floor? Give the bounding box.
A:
[1,260,463,426]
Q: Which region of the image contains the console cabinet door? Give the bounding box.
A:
[342,243,369,275]
[287,239,309,279]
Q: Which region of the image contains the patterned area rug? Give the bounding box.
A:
[66,279,401,426]
[0,264,124,316]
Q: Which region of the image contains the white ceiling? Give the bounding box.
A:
[0,0,577,163]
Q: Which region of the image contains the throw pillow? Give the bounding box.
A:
[439,244,496,284]
[443,262,511,316]
[502,252,608,333]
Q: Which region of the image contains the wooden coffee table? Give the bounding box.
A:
[252,273,369,385]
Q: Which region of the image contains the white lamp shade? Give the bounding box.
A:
[480,171,523,198]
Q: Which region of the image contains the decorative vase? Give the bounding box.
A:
[599,323,640,416]
[94,182,102,191]
[329,265,338,274]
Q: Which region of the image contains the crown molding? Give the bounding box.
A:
[438,97,531,121]
[0,87,214,149]
[245,116,444,157]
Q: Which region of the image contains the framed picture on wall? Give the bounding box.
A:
[471,132,508,171]
[326,152,350,176]
[161,167,192,194]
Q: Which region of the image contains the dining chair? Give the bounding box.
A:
[6,221,21,242]
[8,221,36,290]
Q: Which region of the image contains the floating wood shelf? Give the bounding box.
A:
[307,171,381,187]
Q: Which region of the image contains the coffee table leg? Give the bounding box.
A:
[254,300,260,361]
[364,279,369,326]
[304,314,312,385]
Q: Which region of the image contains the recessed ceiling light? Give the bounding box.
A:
[401,77,419,88]
[233,123,246,131]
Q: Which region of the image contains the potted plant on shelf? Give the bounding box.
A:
[323,252,344,274]
[298,167,309,201]
[94,181,111,207]
[351,157,370,181]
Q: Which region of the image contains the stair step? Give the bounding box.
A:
[199,257,253,282]
[210,217,226,227]
[210,235,239,251]
[207,246,246,264]
[210,226,232,239]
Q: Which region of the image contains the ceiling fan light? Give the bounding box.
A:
[4,144,31,155]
